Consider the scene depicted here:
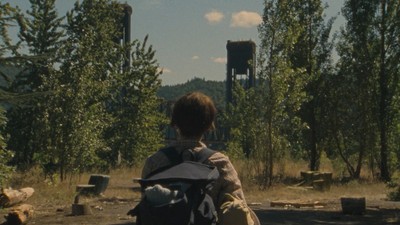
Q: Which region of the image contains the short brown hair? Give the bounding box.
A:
[171,92,217,138]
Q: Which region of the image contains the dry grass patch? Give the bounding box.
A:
[243,181,388,204]
[5,167,143,209]
[4,163,391,211]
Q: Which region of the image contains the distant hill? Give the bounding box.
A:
[157,77,226,109]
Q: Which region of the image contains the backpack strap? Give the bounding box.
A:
[194,147,216,163]
[160,146,216,164]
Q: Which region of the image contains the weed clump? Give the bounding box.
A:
[387,181,400,201]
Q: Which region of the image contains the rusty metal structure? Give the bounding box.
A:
[120,4,132,70]
[226,40,256,103]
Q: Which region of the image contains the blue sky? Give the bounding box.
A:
[6,0,345,85]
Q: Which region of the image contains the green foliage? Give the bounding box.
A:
[328,0,380,179]
[375,0,400,181]
[0,2,20,59]
[7,0,65,169]
[248,0,311,187]
[328,0,400,181]
[106,36,166,166]
[0,2,18,184]
[0,106,14,185]
[1,0,399,185]
[287,0,336,171]
[387,176,400,201]
[47,0,125,178]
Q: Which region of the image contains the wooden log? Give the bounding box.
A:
[341,197,366,215]
[0,188,34,208]
[270,200,326,208]
[4,204,34,225]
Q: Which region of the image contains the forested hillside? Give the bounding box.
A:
[157,77,226,109]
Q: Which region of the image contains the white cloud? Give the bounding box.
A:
[211,57,227,64]
[204,10,224,24]
[231,11,262,28]
[192,55,200,60]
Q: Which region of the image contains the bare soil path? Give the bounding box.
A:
[0,179,399,225]
[1,194,398,225]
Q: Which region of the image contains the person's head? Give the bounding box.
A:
[171,92,217,139]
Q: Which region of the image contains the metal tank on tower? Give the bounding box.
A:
[226,40,256,103]
[120,4,132,70]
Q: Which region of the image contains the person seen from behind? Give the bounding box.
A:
[141,91,259,225]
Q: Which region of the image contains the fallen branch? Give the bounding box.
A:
[270,200,326,208]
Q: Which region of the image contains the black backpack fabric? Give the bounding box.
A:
[128,147,219,225]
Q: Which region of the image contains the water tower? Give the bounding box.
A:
[226,40,256,103]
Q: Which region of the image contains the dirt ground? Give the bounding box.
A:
[0,185,399,225]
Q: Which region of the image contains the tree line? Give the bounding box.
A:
[0,0,399,188]
[224,0,400,188]
[0,0,165,182]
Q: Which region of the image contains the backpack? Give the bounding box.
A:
[128,147,219,225]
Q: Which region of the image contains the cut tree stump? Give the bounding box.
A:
[4,204,34,225]
[71,203,92,216]
[300,171,316,186]
[300,171,332,191]
[341,197,366,215]
[0,188,34,208]
[312,178,331,191]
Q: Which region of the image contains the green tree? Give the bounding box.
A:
[288,0,335,171]
[47,0,125,179]
[0,2,20,184]
[7,0,64,168]
[376,0,400,181]
[226,0,309,188]
[106,36,166,166]
[331,0,379,179]
[0,2,20,64]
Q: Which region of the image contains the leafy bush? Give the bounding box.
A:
[387,180,400,201]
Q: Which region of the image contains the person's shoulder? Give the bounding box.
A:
[207,150,231,163]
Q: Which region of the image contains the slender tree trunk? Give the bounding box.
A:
[307,1,319,171]
[354,141,365,179]
[379,0,390,181]
[309,104,319,171]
